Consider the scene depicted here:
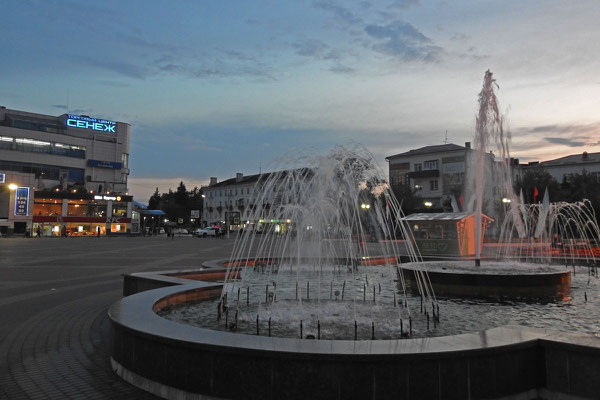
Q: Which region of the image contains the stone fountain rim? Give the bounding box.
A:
[112,260,579,357]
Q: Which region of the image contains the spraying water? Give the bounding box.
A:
[216,145,437,339]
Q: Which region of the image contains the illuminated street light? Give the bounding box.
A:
[8,183,18,190]
[360,203,370,209]
[501,197,512,204]
[424,201,433,208]
[201,194,206,198]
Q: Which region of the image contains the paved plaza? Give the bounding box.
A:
[0,235,236,399]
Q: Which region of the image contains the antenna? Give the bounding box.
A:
[444,130,449,144]
[66,89,69,113]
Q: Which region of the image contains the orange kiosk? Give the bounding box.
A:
[403,212,493,256]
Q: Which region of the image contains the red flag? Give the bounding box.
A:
[533,187,539,203]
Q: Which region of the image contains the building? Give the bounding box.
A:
[386,143,473,209]
[0,106,133,236]
[202,173,263,229]
[202,170,307,231]
[520,151,600,183]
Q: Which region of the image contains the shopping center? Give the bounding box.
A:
[0,106,135,236]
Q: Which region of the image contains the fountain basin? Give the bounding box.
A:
[401,261,572,299]
[110,264,600,400]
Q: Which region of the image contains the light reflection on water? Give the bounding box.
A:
[158,265,599,340]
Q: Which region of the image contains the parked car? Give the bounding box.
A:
[196,227,219,237]
[172,228,189,235]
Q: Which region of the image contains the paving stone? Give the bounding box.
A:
[0,236,236,399]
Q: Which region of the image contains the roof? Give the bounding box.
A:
[206,168,312,189]
[132,200,147,209]
[387,143,467,159]
[538,152,600,167]
[138,209,165,215]
[402,212,493,222]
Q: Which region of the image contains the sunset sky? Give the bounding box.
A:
[2,0,600,201]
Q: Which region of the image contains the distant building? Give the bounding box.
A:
[385,143,473,209]
[202,170,308,230]
[0,106,133,236]
[202,173,259,228]
[520,151,600,183]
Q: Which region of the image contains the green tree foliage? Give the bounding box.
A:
[148,188,161,210]
[514,167,600,223]
[513,166,563,203]
[392,184,423,214]
[147,182,204,225]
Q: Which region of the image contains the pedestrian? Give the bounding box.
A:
[97,226,101,237]
[37,226,42,238]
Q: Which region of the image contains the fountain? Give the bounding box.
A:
[200,145,439,340]
[400,70,578,299]
[107,71,600,399]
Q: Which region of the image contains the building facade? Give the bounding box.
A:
[386,143,473,209]
[520,151,600,183]
[0,106,133,236]
[202,173,262,229]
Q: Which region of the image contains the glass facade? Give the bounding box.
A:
[67,199,106,217]
[33,198,62,216]
[0,135,85,158]
[0,160,85,183]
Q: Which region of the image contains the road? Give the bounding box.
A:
[0,235,236,399]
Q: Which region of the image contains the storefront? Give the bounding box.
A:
[32,191,133,236]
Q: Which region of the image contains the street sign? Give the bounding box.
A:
[191,210,200,218]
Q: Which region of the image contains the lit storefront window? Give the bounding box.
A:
[33,198,62,216]
[67,199,106,217]
[112,202,127,217]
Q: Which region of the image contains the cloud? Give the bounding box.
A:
[312,1,362,25]
[544,137,587,147]
[81,58,148,79]
[293,39,328,57]
[329,63,354,74]
[388,0,420,9]
[364,20,442,62]
[51,104,67,110]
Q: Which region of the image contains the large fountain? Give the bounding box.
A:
[204,146,439,340]
[108,71,600,400]
[399,71,584,299]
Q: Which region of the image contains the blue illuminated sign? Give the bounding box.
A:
[0,173,4,183]
[14,187,29,216]
[87,159,123,169]
[66,114,116,133]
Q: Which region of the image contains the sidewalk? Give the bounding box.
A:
[0,236,236,399]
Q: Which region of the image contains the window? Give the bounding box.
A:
[33,198,62,216]
[121,153,129,169]
[1,135,85,158]
[424,160,438,170]
[67,199,106,217]
[414,163,422,171]
[112,202,128,217]
[429,180,439,191]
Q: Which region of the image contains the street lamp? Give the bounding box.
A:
[501,197,511,204]
[8,183,18,190]
[424,201,433,208]
[360,203,370,210]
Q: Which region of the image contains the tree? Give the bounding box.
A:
[148,188,161,210]
[514,166,562,203]
[392,184,422,214]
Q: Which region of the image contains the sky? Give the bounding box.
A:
[2,0,600,202]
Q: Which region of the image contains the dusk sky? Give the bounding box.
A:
[2,0,600,202]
